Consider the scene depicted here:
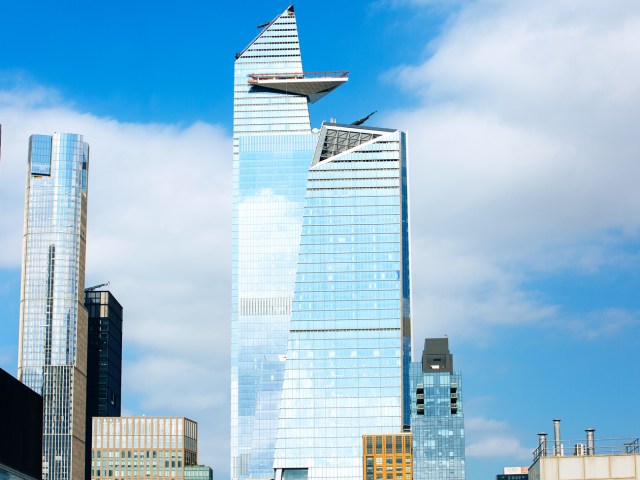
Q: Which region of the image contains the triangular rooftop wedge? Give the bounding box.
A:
[311,123,397,167]
[235,5,295,59]
[247,72,348,103]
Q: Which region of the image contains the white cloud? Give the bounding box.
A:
[377,0,469,10]
[557,308,640,341]
[466,416,532,460]
[126,355,227,411]
[0,79,232,473]
[3,0,640,475]
[386,0,640,343]
[410,236,559,343]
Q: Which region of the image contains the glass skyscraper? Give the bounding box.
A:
[232,7,411,480]
[410,339,465,480]
[85,289,123,480]
[85,290,123,419]
[273,123,411,480]
[231,6,347,480]
[18,133,90,480]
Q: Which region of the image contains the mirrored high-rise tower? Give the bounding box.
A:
[18,133,90,480]
[273,123,412,480]
[232,6,347,479]
[410,339,465,480]
[232,7,411,480]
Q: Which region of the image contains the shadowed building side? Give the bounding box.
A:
[84,289,123,480]
[0,368,43,480]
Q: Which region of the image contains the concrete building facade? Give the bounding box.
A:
[90,416,198,480]
[529,423,640,480]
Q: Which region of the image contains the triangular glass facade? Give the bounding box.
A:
[273,129,412,480]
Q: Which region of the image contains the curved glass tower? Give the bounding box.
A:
[18,132,90,480]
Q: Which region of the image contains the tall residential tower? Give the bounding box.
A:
[18,133,90,480]
[410,339,465,480]
[232,7,411,480]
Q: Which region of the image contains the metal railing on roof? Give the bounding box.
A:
[247,71,349,82]
[532,437,640,463]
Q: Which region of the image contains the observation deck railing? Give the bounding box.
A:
[247,71,349,82]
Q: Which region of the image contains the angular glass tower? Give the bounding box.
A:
[232,7,347,480]
[410,339,465,480]
[18,133,90,480]
[232,7,411,480]
[273,123,411,480]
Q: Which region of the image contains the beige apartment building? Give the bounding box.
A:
[91,416,198,480]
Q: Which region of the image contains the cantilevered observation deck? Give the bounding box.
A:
[247,70,348,103]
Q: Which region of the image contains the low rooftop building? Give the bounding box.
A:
[91,416,204,480]
[529,420,640,480]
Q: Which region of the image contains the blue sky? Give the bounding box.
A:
[2,1,640,479]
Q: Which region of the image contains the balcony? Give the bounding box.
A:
[247,71,349,103]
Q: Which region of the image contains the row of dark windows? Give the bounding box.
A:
[365,435,412,455]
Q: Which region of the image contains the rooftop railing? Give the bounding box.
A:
[247,71,349,82]
[532,437,640,463]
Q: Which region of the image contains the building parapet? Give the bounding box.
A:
[247,70,348,81]
[533,437,639,463]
